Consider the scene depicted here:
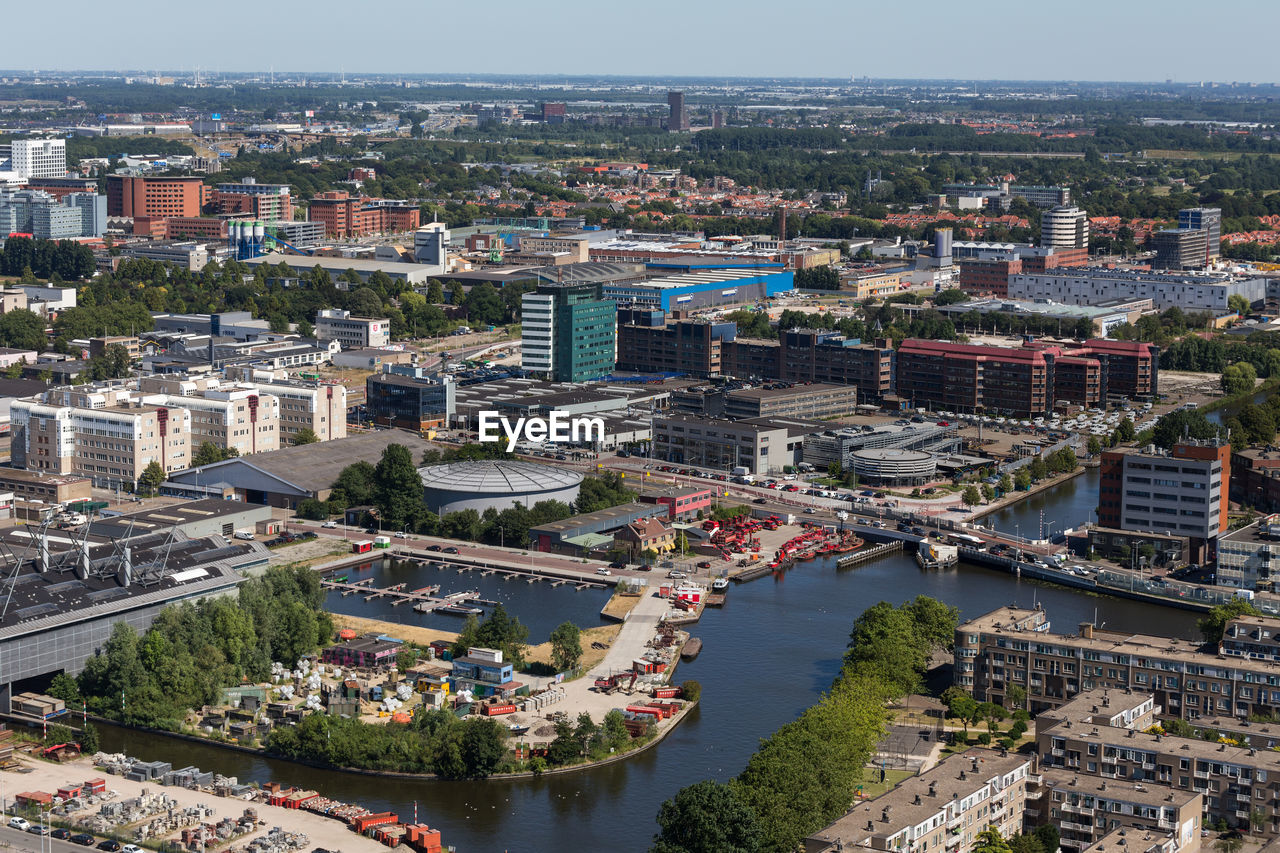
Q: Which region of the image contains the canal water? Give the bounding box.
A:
[984,466,1100,540]
[323,556,613,643]
[97,549,1197,853]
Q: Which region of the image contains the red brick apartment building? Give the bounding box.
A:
[106,175,206,218]
[958,257,1021,297]
[897,338,1158,416]
[307,191,420,238]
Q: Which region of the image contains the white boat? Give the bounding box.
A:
[711,577,729,592]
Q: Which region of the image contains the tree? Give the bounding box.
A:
[291,428,320,446]
[331,461,377,507]
[1198,599,1261,645]
[1229,293,1252,317]
[1033,824,1060,853]
[1087,435,1102,456]
[962,485,982,507]
[652,780,763,853]
[1116,417,1136,442]
[998,473,1013,493]
[48,672,82,704]
[137,461,165,497]
[974,827,1014,853]
[457,718,507,778]
[1006,683,1027,710]
[373,444,425,530]
[1222,361,1258,396]
[1215,830,1245,853]
[192,442,236,467]
[78,721,100,754]
[980,483,995,503]
[935,288,970,306]
[548,621,582,672]
[948,693,980,735]
[1152,409,1218,450]
[1014,468,1032,491]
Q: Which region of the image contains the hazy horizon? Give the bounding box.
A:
[6,0,1277,85]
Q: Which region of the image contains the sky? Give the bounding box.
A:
[6,0,1278,84]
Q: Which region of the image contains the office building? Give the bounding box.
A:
[307,191,419,238]
[365,371,455,431]
[803,422,960,472]
[106,175,206,218]
[1008,268,1266,313]
[1152,229,1209,271]
[315,309,390,349]
[667,91,689,132]
[615,312,735,377]
[24,176,98,200]
[943,181,1072,209]
[520,282,616,382]
[540,103,566,123]
[209,178,293,223]
[1097,438,1229,550]
[515,235,590,264]
[0,190,106,239]
[957,258,1021,297]
[652,415,812,474]
[955,605,1280,722]
[1178,208,1221,265]
[722,383,859,420]
[0,468,91,505]
[1042,206,1090,250]
[5,138,66,179]
[1217,514,1280,591]
[803,750,1032,853]
[11,399,194,490]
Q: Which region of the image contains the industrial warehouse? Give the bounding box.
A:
[0,520,269,714]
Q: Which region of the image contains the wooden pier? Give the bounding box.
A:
[835,540,903,569]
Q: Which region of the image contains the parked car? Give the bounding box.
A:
[321,521,338,529]
[595,568,611,576]
[666,571,687,579]
[426,545,442,552]
[696,561,712,569]
[27,825,49,836]
[443,547,460,554]
[122,846,143,853]
[52,828,73,840]
[9,818,30,831]
[70,834,96,846]
[98,841,122,852]
[752,497,768,504]
[608,560,627,569]
[804,507,818,514]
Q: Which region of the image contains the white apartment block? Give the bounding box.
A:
[8,138,66,179]
[140,389,280,457]
[1008,268,1266,312]
[520,292,555,374]
[1217,515,1280,590]
[138,374,346,444]
[1040,205,1090,249]
[315,309,390,349]
[11,399,193,490]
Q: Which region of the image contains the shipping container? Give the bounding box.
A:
[352,540,373,554]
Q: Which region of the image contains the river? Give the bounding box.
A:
[96,537,1198,853]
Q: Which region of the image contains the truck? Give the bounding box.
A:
[731,466,750,477]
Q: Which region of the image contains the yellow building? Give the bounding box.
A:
[840,270,904,300]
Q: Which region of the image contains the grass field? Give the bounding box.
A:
[856,767,916,800]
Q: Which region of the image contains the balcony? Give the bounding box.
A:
[1158,820,1175,831]
[1051,748,1066,758]
[1062,803,1095,817]
[1060,820,1095,833]
[947,834,964,849]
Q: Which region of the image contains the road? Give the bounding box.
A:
[0,824,98,853]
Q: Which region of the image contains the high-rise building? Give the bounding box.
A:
[0,190,106,239]
[1177,207,1222,263]
[521,282,616,382]
[106,175,205,218]
[1152,228,1209,270]
[1040,205,1090,250]
[667,91,689,132]
[7,139,66,179]
[210,177,293,223]
[1098,438,1229,546]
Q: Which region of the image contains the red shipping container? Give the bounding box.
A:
[626,705,662,719]
[653,687,681,699]
[482,703,516,716]
[351,812,399,833]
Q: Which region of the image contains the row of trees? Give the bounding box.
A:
[651,596,959,853]
[0,237,95,281]
[52,566,332,730]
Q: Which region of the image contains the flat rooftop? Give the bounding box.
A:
[726,383,855,401]
[0,529,262,639]
[85,498,267,538]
